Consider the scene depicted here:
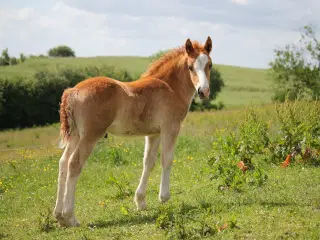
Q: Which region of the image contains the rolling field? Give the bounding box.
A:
[1,56,319,239]
[1,106,320,239]
[0,56,273,108]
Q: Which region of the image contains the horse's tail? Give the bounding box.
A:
[59,88,77,149]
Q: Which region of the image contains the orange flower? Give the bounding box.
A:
[237,161,248,173]
[281,154,291,168]
[218,223,228,232]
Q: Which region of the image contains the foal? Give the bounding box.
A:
[54,37,213,227]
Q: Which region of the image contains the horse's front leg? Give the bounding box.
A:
[159,125,180,203]
[135,135,160,210]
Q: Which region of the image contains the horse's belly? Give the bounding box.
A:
[107,119,160,136]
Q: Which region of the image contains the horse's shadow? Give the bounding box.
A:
[88,212,158,229]
[88,202,199,229]
[87,199,303,229]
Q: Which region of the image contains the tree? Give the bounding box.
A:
[10,57,18,65]
[48,45,76,57]
[269,24,320,102]
[1,48,10,66]
[19,53,27,63]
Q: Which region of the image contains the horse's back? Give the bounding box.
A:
[68,76,187,137]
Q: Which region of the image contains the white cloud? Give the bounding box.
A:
[0,0,319,68]
[17,8,35,21]
[231,0,248,5]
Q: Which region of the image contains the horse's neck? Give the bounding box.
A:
[164,62,196,107]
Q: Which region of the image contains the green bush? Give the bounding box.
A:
[269,99,320,166]
[0,65,133,130]
[10,57,18,65]
[207,101,320,192]
[208,106,269,191]
[48,45,75,57]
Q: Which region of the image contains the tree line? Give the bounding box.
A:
[0,45,76,66]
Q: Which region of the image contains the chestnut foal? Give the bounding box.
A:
[54,37,213,227]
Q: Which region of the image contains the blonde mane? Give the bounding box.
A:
[142,41,204,79]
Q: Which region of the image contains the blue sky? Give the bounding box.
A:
[0,0,319,68]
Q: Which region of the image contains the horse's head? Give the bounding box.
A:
[185,36,212,99]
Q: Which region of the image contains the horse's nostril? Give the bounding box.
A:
[198,88,204,98]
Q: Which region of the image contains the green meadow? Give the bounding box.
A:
[1,57,319,240]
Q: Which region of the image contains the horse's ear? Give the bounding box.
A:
[185,38,194,55]
[204,36,212,54]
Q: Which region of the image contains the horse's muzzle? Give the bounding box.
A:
[198,87,210,99]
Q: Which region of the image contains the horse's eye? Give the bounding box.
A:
[209,63,212,69]
[188,65,194,71]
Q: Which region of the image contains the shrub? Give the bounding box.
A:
[10,57,18,65]
[208,106,269,191]
[48,45,76,57]
[207,100,320,191]
[269,99,320,166]
[0,77,35,129]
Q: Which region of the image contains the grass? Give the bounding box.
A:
[1,105,320,239]
[0,56,273,108]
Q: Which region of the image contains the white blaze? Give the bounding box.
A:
[194,53,209,90]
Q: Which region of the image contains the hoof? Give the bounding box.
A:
[159,194,170,203]
[59,211,80,227]
[53,211,63,221]
[58,216,80,227]
[134,192,147,211]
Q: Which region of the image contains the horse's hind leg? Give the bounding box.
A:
[53,132,79,221]
[134,134,160,210]
[59,136,98,227]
